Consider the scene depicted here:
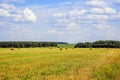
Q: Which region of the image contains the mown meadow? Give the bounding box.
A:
[0,48,120,80]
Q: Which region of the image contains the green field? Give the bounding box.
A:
[57,44,75,48]
[0,48,120,80]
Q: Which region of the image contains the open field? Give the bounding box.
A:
[57,44,75,48]
[0,48,120,80]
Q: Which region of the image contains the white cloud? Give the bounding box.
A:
[0,3,16,10]
[87,14,109,20]
[53,9,87,18]
[110,12,120,20]
[90,7,117,14]
[0,0,119,43]
[55,17,79,30]
[96,24,115,37]
[12,7,37,23]
[74,14,109,20]
[56,18,69,23]
[0,9,10,17]
[47,29,56,33]
[47,29,65,35]
[96,24,111,30]
[0,3,37,23]
[53,4,120,23]
[86,0,108,7]
[23,7,37,22]
[90,8,104,14]
[67,22,78,30]
[104,7,117,14]
[69,9,87,16]
[53,12,66,17]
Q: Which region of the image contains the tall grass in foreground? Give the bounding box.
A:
[94,54,120,80]
[0,48,120,80]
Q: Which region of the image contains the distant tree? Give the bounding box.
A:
[75,40,120,48]
[0,42,58,48]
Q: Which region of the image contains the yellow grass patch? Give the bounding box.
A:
[0,48,120,80]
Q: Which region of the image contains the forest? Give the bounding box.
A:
[0,42,59,48]
[75,40,120,48]
[1,40,120,48]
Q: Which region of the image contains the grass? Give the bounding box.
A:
[57,44,75,48]
[0,48,120,80]
[94,51,120,80]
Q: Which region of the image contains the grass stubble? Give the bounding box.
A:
[0,48,120,80]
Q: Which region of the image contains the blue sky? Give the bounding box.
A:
[0,0,120,43]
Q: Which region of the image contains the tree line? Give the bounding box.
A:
[75,40,120,48]
[0,42,61,48]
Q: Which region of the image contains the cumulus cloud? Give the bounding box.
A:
[96,24,115,37]
[69,9,87,16]
[104,7,117,14]
[23,7,37,22]
[14,7,37,22]
[53,0,120,24]
[0,3,37,23]
[51,0,120,39]
[0,9,10,17]
[47,29,65,35]
[53,12,66,18]
[110,12,120,20]
[96,24,111,30]
[0,3,16,10]
[1,0,119,42]
[86,0,108,7]
[67,22,78,30]
[47,29,57,33]
[81,14,109,20]
[54,9,110,21]
[90,7,117,14]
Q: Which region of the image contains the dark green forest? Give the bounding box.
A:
[0,40,120,48]
[0,42,61,48]
[75,40,120,48]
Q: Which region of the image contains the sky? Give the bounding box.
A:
[0,0,120,43]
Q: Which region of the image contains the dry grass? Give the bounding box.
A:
[0,48,120,80]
